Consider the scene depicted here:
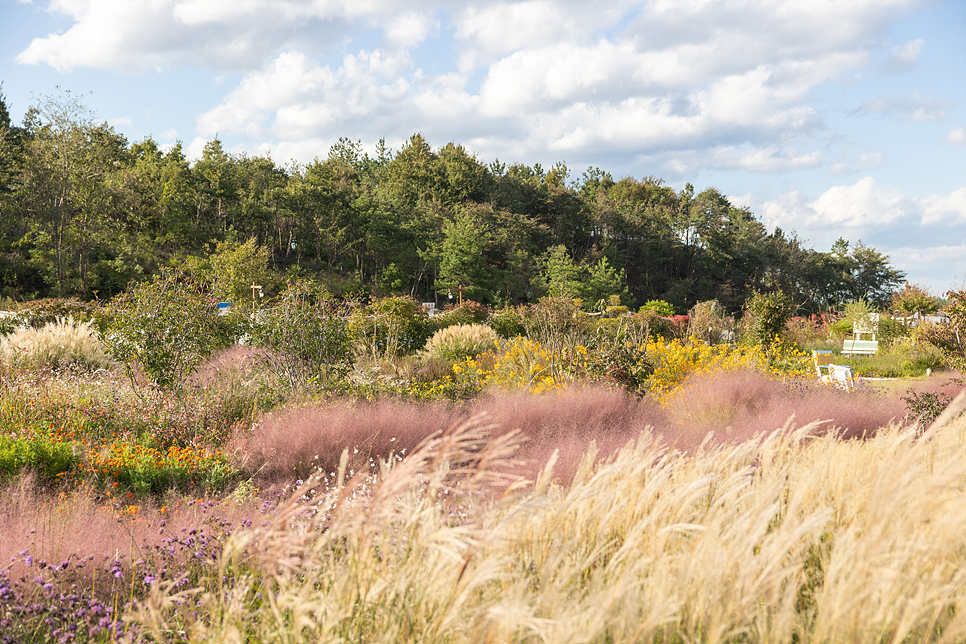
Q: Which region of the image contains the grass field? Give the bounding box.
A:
[1,304,965,642]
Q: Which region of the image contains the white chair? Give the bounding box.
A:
[829,363,855,392]
[812,350,834,384]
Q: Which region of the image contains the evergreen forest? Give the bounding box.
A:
[0,88,905,313]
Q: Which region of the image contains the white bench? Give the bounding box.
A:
[842,339,878,356]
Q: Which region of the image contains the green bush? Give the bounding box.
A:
[488,305,528,339]
[248,280,353,389]
[205,236,274,304]
[422,323,498,362]
[841,299,879,337]
[890,283,940,316]
[901,389,952,427]
[877,316,911,343]
[0,317,111,371]
[432,300,488,329]
[522,297,592,347]
[917,289,966,372]
[743,291,791,347]
[350,296,434,358]
[99,269,234,390]
[640,300,675,316]
[829,318,853,338]
[0,435,77,482]
[691,299,735,345]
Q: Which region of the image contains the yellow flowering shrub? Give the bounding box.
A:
[452,337,570,394]
[444,333,811,401]
[643,336,811,402]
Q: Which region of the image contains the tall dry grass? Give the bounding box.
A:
[135,394,966,642]
[0,317,111,371]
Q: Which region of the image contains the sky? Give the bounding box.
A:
[1,0,964,294]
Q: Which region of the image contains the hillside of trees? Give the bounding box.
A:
[0,88,905,313]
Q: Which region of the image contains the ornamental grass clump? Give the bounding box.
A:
[421,323,498,362]
[0,317,111,372]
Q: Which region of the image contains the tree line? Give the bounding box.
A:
[0,87,905,313]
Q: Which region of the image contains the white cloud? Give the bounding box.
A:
[728,193,753,209]
[160,128,179,140]
[761,179,966,233]
[384,12,436,48]
[810,177,906,227]
[947,127,966,146]
[920,188,966,225]
[15,0,436,72]
[20,0,936,178]
[862,92,951,121]
[829,152,883,175]
[884,38,924,72]
[185,136,209,161]
[887,242,966,294]
[108,116,132,128]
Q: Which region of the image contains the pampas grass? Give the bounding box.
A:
[0,316,111,371]
[422,323,499,361]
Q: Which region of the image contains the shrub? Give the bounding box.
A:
[99,269,234,390]
[488,305,528,339]
[890,283,940,316]
[689,299,734,345]
[643,337,794,400]
[349,296,434,359]
[0,317,111,371]
[901,388,952,427]
[841,299,879,338]
[2,298,100,329]
[87,443,236,497]
[640,299,675,316]
[583,341,654,393]
[877,315,911,343]
[0,435,77,482]
[205,236,273,305]
[917,289,966,372]
[522,297,595,352]
[743,290,792,347]
[248,280,353,389]
[432,300,488,329]
[453,337,570,394]
[422,323,498,362]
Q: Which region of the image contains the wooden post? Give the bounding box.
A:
[250,282,262,312]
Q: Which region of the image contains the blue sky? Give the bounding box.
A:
[1,0,964,294]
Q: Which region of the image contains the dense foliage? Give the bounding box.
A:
[0,88,906,314]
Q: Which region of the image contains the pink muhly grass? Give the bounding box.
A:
[470,387,668,481]
[228,399,457,484]
[229,372,918,488]
[0,472,258,592]
[664,369,908,448]
[229,388,669,485]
